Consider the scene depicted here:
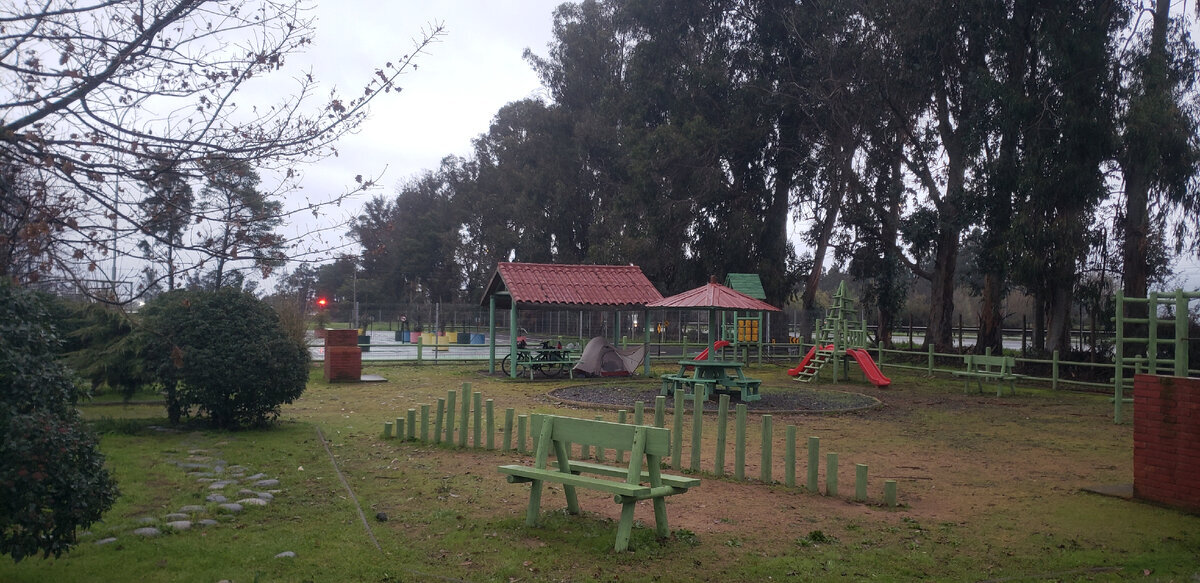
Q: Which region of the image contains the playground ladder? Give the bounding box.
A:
[794,347,833,383]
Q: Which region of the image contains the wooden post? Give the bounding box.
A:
[785,425,796,488]
[471,391,482,448]
[484,399,494,450]
[826,453,839,496]
[517,414,528,454]
[395,418,403,440]
[444,390,457,444]
[807,437,820,492]
[760,415,773,483]
[416,335,423,364]
[594,416,605,461]
[616,410,627,464]
[855,464,868,502]
[884,480,898,507]
[715,394,729,477]
[672,390,684,469]
[735,403,747,480]
[459,384,470,448]
[383,422,393,438]
[503,408,514,450]
[433,398,445,444]
[654,396,666,428]
[927,344,934,374]
[634,401,645,426]
[690,389,703,472]
[407,409,416,440]
[420,404,430,442]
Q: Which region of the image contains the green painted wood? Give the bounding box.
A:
[616,410,627,463]
[735,403,746,481]
[472,391,482,448]
[529,415,673,457]
[503,408,514,450]
[551,436,581,515]
[433,398,445,444]
[614,500,636,552]
[715,394,729,476]
[517,414,528,454]
[761,415,773,483]
[395,419,404,440]
[785,425,796,488]
[444,390,457,444]
[383,422,392,438]
[485,399,495,450]
[634,401,645,426]
[690,389,703,472]
[407,409,416,440]
[594,416,606,462]
[549,460,700,489]
[807,437,820,492]
[420,404,430,442]
[458,384,470,448]
[827,453,839,496]
[884,479,898,507]
[855,463,868,502]
[654,395,666,428]
[672,389,684,469]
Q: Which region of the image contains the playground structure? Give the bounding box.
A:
[787,282,890,387]
[1112,289,1200,423]
[720,273,768,361]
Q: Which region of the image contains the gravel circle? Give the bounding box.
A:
[548,384,881,413]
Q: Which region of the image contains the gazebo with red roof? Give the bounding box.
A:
[479,262,664,378]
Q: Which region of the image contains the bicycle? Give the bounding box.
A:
[501,337,569,378]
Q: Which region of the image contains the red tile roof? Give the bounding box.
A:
[481,263,663,309]
[646,281,781,311]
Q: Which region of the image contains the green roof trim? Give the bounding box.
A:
[724,273,766,300]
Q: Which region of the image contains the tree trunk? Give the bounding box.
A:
[799,185,844,343]
[1045,277,1074,355]
[976,273,1005,353]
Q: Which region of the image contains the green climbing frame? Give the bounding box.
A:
[1113,290,1200,423]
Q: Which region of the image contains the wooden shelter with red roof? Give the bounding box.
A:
[479,263,664,378]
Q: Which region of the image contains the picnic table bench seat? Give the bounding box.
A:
[497,414,698,551]
[952,354,1022,396]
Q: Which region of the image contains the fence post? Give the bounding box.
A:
[826,453,839,496]
[672,390,684,469]
[420,404,430,442]
[927,344,934,374]
[616,410,627,464]
[760,415,773,483]
[407,409,416,440]
[383,421,392,438]
[634,401,645,426]
[785,425,796,488]
[445,390,457,444]
[395,417,403,439]
[715,394,729,477]
[517,414,528,454]
[433,398,445,444]
[690,389,703,472]
[884,480,898,507]
[484,399,494,450]
[416,335,423,364]
[654,395,666,428]
[807,437,820,492]
[459,384,470,448]
[735,404,747,480]
[855,464,868,502]
[471,390,481,448]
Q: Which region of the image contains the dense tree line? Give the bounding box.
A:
[346,0,1199,352]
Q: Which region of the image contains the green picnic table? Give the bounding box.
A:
[660,359,762,402]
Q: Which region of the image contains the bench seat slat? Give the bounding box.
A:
[499,465,652,497]
[549,460,701,489]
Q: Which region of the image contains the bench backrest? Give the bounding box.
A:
[531,415,671,458]
[965,354,1014,373]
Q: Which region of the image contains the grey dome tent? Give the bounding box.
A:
[573,336,647,377]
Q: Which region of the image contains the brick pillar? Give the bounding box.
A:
[1133,374,1200,512]
[324,329,362,382]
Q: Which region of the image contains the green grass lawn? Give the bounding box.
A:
[3,363,1199,582]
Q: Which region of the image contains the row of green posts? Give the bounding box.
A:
[382,382,899,507]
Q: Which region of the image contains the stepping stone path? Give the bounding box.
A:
[94,445,288,551]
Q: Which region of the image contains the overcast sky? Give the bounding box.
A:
[272,0,564,256]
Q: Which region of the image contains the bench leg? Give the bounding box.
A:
[653,496,669,538]
[614,498,637,552]
[526,480,543,526]
[563,484,580,515]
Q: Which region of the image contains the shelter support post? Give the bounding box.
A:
[510,300,518,379]
[643,309,651,377]
[489,295,497,374]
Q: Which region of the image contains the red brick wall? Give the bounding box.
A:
[1133,374,1200,513]
[323,329,361,382]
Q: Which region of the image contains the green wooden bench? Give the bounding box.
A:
[498,414,699,552]
[952,354,1021,396]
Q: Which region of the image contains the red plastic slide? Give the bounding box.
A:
[787,344,833,376]
[846,348,891,387]
[692,340,731,361]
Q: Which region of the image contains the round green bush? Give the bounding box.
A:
[0,280,118,562]
[140,288,309,428]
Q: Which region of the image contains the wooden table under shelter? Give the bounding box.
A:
[661,359,762,402]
